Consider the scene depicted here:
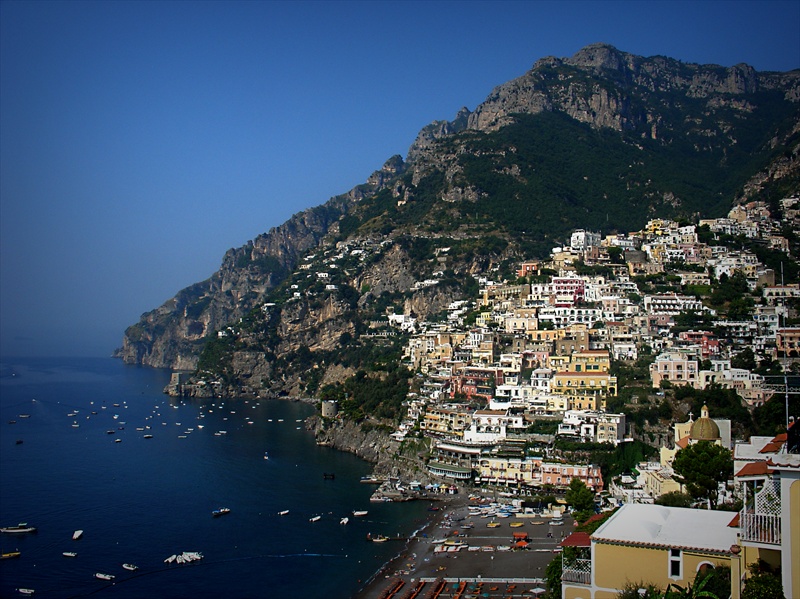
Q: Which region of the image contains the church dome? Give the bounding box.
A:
[690,404,720,441]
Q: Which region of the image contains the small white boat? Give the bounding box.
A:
[278,510,289,516]
[352,510,368,517]
[164,554,176,564]
[94,573,115,580]
[72,530,83,540]
[340,517,349,525]
[62,551,77,557]
[309,516,321,522]
[122,563,138,571]
[212,507,231,517]
[17,589,35,595]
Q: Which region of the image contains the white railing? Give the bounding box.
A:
[740,511,781,545]
[562,557,592,584]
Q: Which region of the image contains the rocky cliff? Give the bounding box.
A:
[119,43,800,384]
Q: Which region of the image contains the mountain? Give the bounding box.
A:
[116,44,800,394]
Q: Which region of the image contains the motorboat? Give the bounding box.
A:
[352,510,368,517]
[340,517,349,525]
[1,551,21,559]
[369,534,388,542]
[94,573,115,581]
[72,530,83,540]
[62,552,77,558]
[278,510,289,516]
[164,555,176,564]
[212,507,231,517]
[16,589,35,595]
[122,563,138,571]
[309,515,321,522]
[1,524,37,534]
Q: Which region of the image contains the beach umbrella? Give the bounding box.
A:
[529,587,547,595]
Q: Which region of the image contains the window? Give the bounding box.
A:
[669,548,682,578]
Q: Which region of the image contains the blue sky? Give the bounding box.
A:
[1,0,798,358]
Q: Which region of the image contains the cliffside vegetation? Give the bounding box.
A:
[117,44,799,423]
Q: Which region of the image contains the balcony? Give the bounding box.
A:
[739,478,781,547]
[562,557,591,585]
[740,512,781,546]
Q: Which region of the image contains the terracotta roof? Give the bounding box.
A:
[728,513,740,527]
[770,432,788,443]
[735,461,773,478]
[676,436,691,449]
[759,441,784,454]
[560,532,592,547]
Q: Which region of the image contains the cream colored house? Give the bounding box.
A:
[735,436,800,599]
[561,504,738,599]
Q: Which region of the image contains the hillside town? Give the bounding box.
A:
[327,199,799,599]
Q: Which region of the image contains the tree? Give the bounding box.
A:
[655,491,693,508]
[672,441,732,509]
[565,478,595,522]
[741,572,784,599]
[741,561,784,599]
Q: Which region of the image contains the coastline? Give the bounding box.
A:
[354,493,563,599]
[354,493,468,599]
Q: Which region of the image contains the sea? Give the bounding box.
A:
[0,357,432,599]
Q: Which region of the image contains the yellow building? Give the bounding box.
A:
[569,350,611,373]
[551,371,617,410]
[561,504,738,599]
[736,447,800,599]
[641,468,682,498]
[420,407,471,438]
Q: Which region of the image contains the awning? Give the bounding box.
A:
[560,531,591,547]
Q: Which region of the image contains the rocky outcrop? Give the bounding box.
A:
[310,415,433,483]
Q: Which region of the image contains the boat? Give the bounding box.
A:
[114,438,122,443]
[309,516,321,522]
[143,434,153,439]
[122,563,138,571]
[16,589,35,595]
[369,534,388,542]
[94,573,115,581]
[1,524,37,534]
[510,521,524,528]
[487,521,501,528]
[212,507,231,517]
[164,554,176,564]
[278,510,289,516]
[2,551,21,559]
[340,517,349,525]
[62,552,77,557]
[352,510,368,517]
[264,452,269,460]
[359,476,383,484]
[72,530,83,540]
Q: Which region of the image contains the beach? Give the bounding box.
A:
[355,493,566,599]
